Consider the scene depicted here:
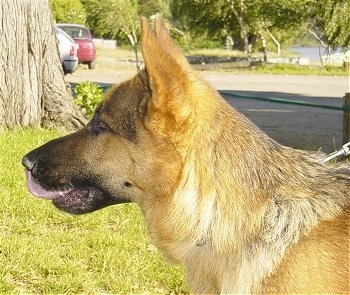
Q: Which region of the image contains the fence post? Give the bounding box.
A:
[343,92,350,144]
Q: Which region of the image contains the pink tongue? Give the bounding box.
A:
[25,169,61,200]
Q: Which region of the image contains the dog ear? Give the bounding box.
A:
[140,15,195,134]
[153,15,190,69]
[141,15,190,79]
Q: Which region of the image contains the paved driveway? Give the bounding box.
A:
[202,73,347,153]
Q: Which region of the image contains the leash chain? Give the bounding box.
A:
[320,142,350,163]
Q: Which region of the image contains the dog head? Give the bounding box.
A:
[22,16,219,215]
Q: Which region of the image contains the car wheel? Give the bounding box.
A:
[88,61,96,70]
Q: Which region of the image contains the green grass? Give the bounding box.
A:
[251,63,348,76]
[0,129,187,294]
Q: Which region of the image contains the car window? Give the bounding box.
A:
[55,27,75,44]
[61,27,90,40]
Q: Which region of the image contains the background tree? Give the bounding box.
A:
[227,0,256,64]
[49,0,86,24]
[171,0,235,50]
[139,0,172,19]
[308,0,350,50]
[172,0,350,57]
[83,0,171,69]
[253,0,308,56]
[83,0,141,68]
[256,0,350,51]
[172,0,263,63]
[0,0,85,129]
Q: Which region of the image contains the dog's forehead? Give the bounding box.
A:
[95,74,147,142]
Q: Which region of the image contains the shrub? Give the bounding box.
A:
[49,0,86,24]
[74,81,103,118]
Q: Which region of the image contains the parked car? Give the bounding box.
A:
[56,23,96,69]
[55,26,78,75]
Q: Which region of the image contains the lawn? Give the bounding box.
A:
[0,129,187,294]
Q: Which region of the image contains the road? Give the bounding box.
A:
[66,67,349,153]
[202,72,347,153]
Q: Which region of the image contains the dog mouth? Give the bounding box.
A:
[24,169,124,214]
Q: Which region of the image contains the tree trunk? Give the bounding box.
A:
[228,0,251,66]
[126,32,141,71]
[259,32,267,63]
[308,28,327,48]
[0,0,86,129]
[266,28,281,56]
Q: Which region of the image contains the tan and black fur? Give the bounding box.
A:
[23,16,349,294]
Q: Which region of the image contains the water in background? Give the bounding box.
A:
[288,46,345,63]
[288,46,324,62]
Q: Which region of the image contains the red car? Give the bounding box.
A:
[57,23,96,69]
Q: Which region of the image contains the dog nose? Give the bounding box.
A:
[22,155,36,171]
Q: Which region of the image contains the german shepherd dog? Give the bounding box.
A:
[23,16,349,294]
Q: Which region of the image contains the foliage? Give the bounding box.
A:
[172,0,240,48]
[171,0,350,54]
[49,0,350,56]
[48,0,350,51]
[252,63,348,76]
[173,0,284,59]
[139,0,172,19]
[259,0,350,49]
[82,0,173,69]
[176,31,223,51]
[49,0,86,24]
[83,0,170,40]
[309,0,350,49]
[83,0,139,40]
[74,81,103,118]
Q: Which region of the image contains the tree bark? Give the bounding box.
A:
[126,32,141,71]
[266,28,280,56]
[0,0,86,129]
[259,32,267,63]
[228,0,251,66]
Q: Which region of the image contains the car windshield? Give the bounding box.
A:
[62,27,90,40]
[55,27,75,43]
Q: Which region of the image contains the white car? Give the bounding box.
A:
[55,26,79,74]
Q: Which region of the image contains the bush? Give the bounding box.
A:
[74,81,103,118]
[49,0,86,24]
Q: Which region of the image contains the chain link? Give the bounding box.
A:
[320,142,350,163]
